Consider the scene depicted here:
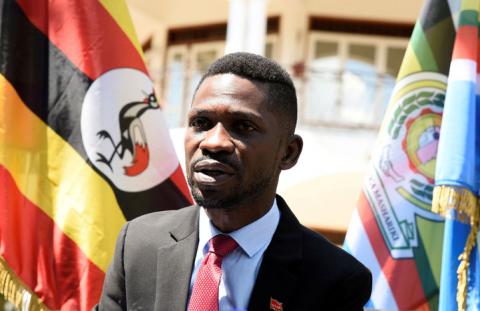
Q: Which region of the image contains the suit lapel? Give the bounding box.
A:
[154,206,200,311]
[248,195,303,311]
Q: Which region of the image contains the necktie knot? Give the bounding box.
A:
[209,234,238,257]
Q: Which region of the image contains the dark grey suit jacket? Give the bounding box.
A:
[97,195,372,310]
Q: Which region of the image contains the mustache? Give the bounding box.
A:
[190,154,239,171]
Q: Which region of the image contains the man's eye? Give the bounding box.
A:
[190,117,211,130]
[235,121,256,133]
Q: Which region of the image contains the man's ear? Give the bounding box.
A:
[279,134,303,170]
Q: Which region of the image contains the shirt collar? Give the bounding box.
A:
[198,199,280,258]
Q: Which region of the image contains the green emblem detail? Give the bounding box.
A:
[365,72,447,259]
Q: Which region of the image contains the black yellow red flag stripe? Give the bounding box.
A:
[16,0,147,80]
[0,165,104,310]
[0,0,192,309]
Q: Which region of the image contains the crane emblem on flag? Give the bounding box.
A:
[95,91,159,176]
[81,68,179,193]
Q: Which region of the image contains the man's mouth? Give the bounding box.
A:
[192,159,235,186]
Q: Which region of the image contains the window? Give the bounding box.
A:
[304,32,407,128]
[163,42,224,127]
[164,48,188,128]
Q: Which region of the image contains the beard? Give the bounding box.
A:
[187,156,276,210]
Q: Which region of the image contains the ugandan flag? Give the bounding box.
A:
[0,1,192,310]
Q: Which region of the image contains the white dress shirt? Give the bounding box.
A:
[188,200,280,311]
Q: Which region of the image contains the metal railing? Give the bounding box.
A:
[152,65,394,130]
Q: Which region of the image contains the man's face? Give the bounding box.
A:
[184,74,285,209]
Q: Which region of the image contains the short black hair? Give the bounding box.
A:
[195,52,298,134]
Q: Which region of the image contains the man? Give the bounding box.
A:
[97,52,372,310]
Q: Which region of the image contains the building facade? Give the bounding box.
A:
[127,0,422,241]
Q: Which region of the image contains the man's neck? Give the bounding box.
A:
[204,196,275,233]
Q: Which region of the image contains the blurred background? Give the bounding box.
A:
[0,0,423,308]
[125,0,421,243]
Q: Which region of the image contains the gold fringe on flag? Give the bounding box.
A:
[432,186,477,222]
[0,256,49,311]
[457,210,479,311]
[432,185,479,311]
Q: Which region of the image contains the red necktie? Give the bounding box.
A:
[188,234,239,311]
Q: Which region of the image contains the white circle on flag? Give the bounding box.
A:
[81,68,178,192]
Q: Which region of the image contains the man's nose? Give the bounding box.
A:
[199,123,235,154]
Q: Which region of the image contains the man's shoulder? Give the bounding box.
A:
[299,226,356,260]
[130,204,198,227]
[286,224,372,308]
[299,224,371,281]
[123,205,198,244]
[263,197,372,307]
[276,195,369,278]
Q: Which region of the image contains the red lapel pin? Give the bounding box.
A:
[270,297,283,311]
